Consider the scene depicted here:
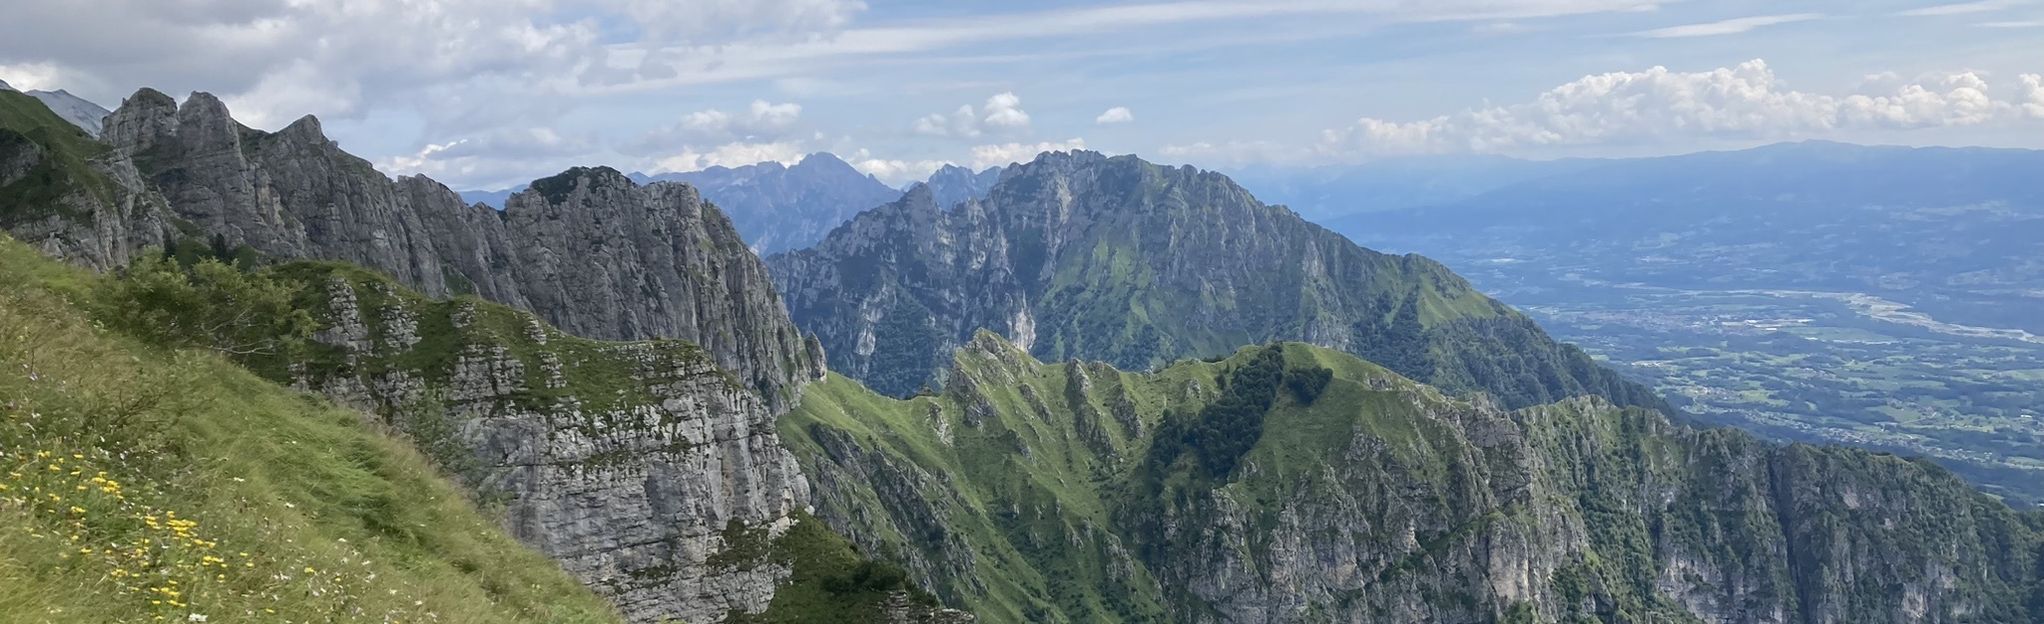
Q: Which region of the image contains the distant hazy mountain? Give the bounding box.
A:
[919,163,1003,209]
[457,187,521,208]
[1337,140,2044,333]
[1222,155,1596,219]
[630,153,902,254]
[0,80,110,136]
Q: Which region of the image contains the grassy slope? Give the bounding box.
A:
[0,233,949,624]
[1004,156,1657,414]
[1026,156,1501,367]
[0,238,621,623]
[256,264,946,623]
[786,336,1350,621]
[786,332,2044,623]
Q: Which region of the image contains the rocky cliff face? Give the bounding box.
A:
[0,90,169,270]
[1,88,873,622]
[272,265,811,623]
[639,153,905,255]
[768,151,1660,412]
[782,335,2044,624]
[93,88,819,404]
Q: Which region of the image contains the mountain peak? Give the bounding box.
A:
[281,114,325,140]
[525,165,632,204]
[795,151,850,168]
[122,87,177,110]
[1025,149,1108,169]
[180,91,230,117]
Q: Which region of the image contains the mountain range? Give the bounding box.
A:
[463,158,1006,256]
[767,150,1663,415]
[627,153,906,254]
[6,86,2044,624]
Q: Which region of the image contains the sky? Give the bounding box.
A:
[3,0,2044,189]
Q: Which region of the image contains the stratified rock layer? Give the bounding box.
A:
[290,267,813,623]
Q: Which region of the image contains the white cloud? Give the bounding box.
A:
[0,62,63,92]
[0,0,866,132]
[1095,106,1134,124]
[915,92,1032,138]
[2023,74,2044,118]
[915,105,982,138]
[1977,19,2044,27]
[1627,13,1821,38]
[1320,59,2041,156]
[969,138,1086,169]
[982,92,1030,128]
[652,140,810,173]
[1897,0,2020,17]
[378,125,599,188]
[600,0,865,41]
[684,100,803,138]
[225,59,365,129]
[848,149,953,185]
[1158,140,1293,167]
[1471,21,1538,35]
[624,99,803,155]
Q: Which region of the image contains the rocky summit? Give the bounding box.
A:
[67,88,822,405]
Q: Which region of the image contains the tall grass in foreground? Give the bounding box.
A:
[0,238,621,623]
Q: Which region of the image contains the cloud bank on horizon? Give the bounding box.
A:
[4,0,2044,188]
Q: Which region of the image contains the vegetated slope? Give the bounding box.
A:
[0,89,168,270]
[769,151,1662,414]
[0,237,621,624]
[0,83,959,623]
[60,236,958,623]
[783,332,2044,623]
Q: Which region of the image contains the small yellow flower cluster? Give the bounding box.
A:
[2,444,236,619]
[4,405,444,624]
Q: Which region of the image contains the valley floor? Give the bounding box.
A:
[1441,261,2044,504]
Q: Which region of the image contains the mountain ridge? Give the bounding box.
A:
[784,331,2044,623]
[41,86,823,406]
[0,88,866,622]
[767,149,1665,414]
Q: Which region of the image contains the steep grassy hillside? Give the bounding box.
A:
[0,89,112,216]
[0,238,622,623]
[0,232,960,623]
[783,333,2044,623]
